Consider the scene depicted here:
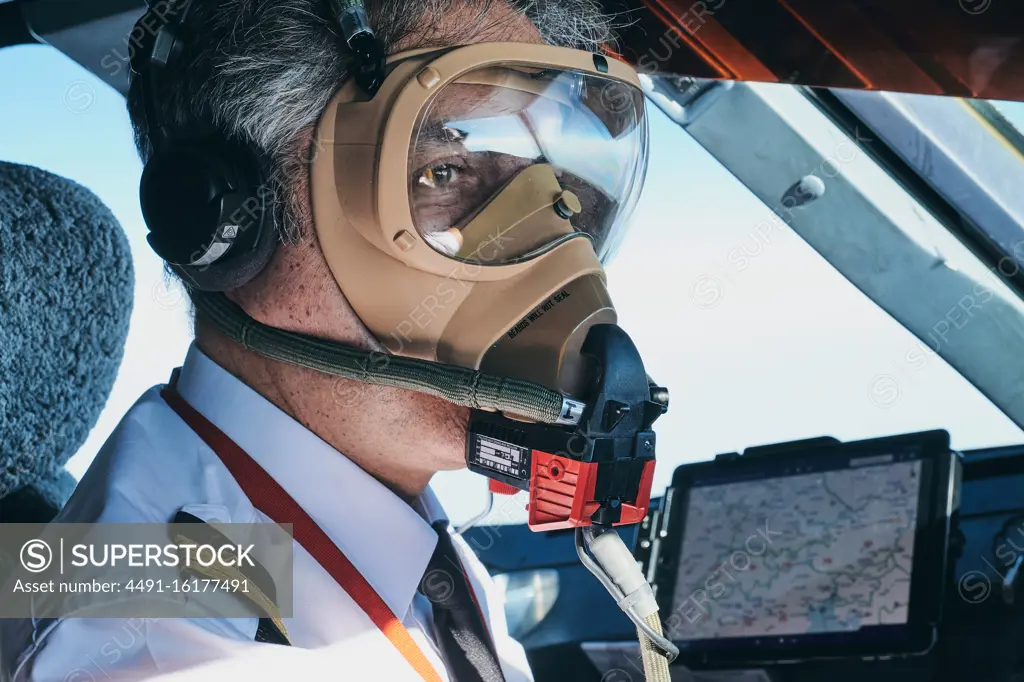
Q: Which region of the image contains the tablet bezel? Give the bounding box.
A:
[650,430,956,668]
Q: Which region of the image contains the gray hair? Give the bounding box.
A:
[127,0,617,246]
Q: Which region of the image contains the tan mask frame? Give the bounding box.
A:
[189,42,668,537]
[310,43,645,398]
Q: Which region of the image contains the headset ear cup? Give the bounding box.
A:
[141,147,231,264]
[140,139,277,291]
[174,197,278,292]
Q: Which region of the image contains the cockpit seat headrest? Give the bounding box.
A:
[0,162,133,522]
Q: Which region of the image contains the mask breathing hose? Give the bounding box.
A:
[577,526,677,682]
[190,291,580,425]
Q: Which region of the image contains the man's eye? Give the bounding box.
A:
[417,164,460,188]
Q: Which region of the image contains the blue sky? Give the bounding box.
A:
[3,44,1022,524]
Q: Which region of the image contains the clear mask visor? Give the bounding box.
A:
[408,64,648,265]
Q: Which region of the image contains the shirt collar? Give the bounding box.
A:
[174,343,443,619]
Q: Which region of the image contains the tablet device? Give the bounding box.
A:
[647,430,959,667]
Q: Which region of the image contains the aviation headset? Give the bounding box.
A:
[129,0,385,292]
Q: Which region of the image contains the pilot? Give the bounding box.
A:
[3,0,652,680]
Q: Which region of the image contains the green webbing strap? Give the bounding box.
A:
[190,291,566,424]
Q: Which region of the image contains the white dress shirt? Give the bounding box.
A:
[1,344,533,682]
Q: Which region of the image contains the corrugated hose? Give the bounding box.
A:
[191,291,567,424]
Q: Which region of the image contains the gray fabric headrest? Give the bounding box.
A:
[0,162,133,519]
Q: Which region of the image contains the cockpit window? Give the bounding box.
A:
[611,103,1024,492]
